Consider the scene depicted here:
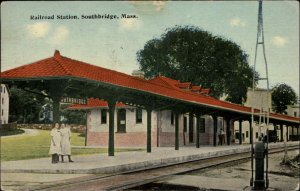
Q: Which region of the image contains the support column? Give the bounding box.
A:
[226,118,231,145]
[108,100,116,156]
[189,113,194,143]
[286,125,289,142]
[157,110,161,147]
[273,123,277,142]
[212,115,217,147]
[294,126,297,141]
[52,96,61,124]
[249,118,254,187]
[239,119,242,144]
[85,111,88,146]
[175,112,179,150]
[249,119,253,144]
[49,80,66,125]
[280,124,283,142]
[146,108,152,153]
[196,114,200,148]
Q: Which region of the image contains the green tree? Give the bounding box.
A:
[9,86,45,123]
[271,83,298,114]
[60,104,87,125]
[137,25,257,104]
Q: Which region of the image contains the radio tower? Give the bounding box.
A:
[251,0,270,188]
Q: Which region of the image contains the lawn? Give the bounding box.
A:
[0,127,25,136]
[1,129,143,161]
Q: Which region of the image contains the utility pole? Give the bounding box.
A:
[251,0,270,189]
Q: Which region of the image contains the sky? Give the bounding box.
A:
[1,1,299,96]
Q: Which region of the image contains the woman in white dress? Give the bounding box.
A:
[60,124,74,162]
[49,123,61,164]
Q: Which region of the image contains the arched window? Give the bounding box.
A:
[117,109,126,133]
[101,109,107,124]
[136,109,142,123]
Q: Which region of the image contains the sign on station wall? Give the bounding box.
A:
[60,97,87,105]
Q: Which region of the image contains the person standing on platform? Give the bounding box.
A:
[221,128,226,145]
[60,124,74,162]
[49,123,61,164]
[218,128,225,145]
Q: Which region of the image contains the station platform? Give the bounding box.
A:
[1,141,298,175]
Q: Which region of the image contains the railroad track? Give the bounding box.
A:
[32,145,298,191]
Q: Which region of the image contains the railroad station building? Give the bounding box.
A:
[69,77,224,148]
[1,50,299,156]
[0,84,10,124]
[233,89,299,144]
[70,84,296,148]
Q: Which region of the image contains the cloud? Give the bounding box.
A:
[229,17,246,27]
[26,22,50,38]
[119,19,141,31]
[129,1,166,14]
[271,36,288,47]
[152,1,166,11]
[47,26,69,45]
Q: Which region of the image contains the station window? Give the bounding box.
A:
[256,132,258,139]
[294,112,297,117]
[171,112,174,125]
[1,109,3,116]
[117,109,126,133]
[2,98,4,104]
[101,109,107,124]
[183,116,187,132]
[246,131,249,138]
[235,132,239,139]
[4,87,5,93]
[136,108,142,123]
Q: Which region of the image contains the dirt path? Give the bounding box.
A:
[1,128,40,139]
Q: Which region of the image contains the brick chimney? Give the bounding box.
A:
[54,50,61,59]
[131,70,145,79]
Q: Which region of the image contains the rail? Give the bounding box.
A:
[32,145,299,191]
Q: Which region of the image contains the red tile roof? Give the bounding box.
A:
[148,76,180,89]
[69,98,126,109]
[1,50,299,124]
[200,88,211,95]
[191,86,202,91]
[175,82,191,89]
[149,76,210,95]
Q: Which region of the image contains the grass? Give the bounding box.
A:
[0,128,25,136]
[1,129,144,161]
